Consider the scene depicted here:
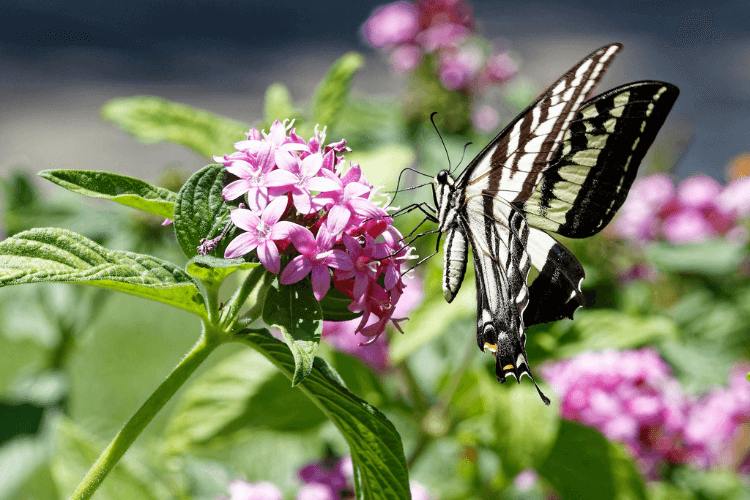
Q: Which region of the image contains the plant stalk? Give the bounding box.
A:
[69,328,220,500]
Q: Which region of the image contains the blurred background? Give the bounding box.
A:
[2,1,750,499]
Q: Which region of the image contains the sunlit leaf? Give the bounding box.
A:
[236,329,411,500]
[319,286,362,321]
[39,170,177,219]
[185,255,259,286]
[102,96,248,159]
[0,228,206,317]
[174,164,238,259]
[646,240,745,276]
[264,83,301,125]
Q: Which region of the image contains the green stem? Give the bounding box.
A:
[220,266,267,330]
[69,328,220,500]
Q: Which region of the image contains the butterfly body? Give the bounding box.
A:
[430,44,679,405]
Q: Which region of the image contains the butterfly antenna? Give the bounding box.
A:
[451,141,473,176]
[388,167,435,205]
[430,112,452,172]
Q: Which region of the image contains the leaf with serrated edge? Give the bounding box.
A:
[186,255,259,285]
[39,169,176,219]
[174,164,237,259]
[310,52,364,132]
[236,330,411,500]
[0,228,206,317]
[263,278,322,386]
[102,96,249,159]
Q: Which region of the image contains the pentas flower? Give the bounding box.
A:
[205,120,417,339]
[362,0,516,94]
[612,174,750,246]
[543,350,750,478]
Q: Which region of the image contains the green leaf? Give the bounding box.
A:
[263,278,323,386]
[186,255,258,286]
[101,96,248,159]
[320,286,362,321]
[236,329,411,500]
[38,169,177,219]
[174,164,237,259]
[51,417,171,500]
[538,420,647,500]
[0,228,206,317]
[488,381,559,477]
[672,468,750,500]
[164,349,327,453]
[646,240,745,276]
[309,52,365,132]
[264,83,300,124]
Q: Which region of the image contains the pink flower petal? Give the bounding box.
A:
[344,182,370,199]
[225,160,256,179]
[307,177,342,193]
[255,143,276,172]
[311,265,331,301]
[230,208,261,232]
[269,221,302,240]
[257,240,281,274]
[280,255,312,284]
[224,232,259,259]
[274,149,299,171]
[289,226,317,257]
[343,234,361,256]
[315,223,337,251]
[348,197,383,218]
[261,196,288,225]
[264,169,299,187]
[222,179,253,201]
[327,204,352,234]
[300,153,324,177]
[292,189,313,215]
[385,262,400,290]
[324,249,354,271]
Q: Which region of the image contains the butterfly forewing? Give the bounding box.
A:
[518,81,680,237]
[457,43,622,204]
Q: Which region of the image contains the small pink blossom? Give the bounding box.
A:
[265,151,340,215]
[513,470,538,492]
[224,197,298,274]
[296,483,336,500]
[662,209,716,244]
[676,175,722,211]
[486,51,517,83]
[280,224,354,300]
[390,44,424,73]
[472,105,499,133]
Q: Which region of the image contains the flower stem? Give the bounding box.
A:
[69,328,220,500]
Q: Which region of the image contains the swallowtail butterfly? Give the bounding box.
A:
[430,44,678,404]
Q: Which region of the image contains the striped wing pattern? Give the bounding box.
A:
[458,44,622,203]
[518,81,680,237]
[443,44,678,403]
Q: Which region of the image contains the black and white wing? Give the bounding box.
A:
[516,81,679,326]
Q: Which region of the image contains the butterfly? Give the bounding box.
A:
[424,43,679,404]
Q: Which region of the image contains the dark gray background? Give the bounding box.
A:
[1,0,748,182]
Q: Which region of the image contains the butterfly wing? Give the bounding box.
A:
[456,44,622,203]
[517,81,680,237]
[460,195,550,403]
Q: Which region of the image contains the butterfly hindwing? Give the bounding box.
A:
[461,196,550,403]
[518,81,680,237]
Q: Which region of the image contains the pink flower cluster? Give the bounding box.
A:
[226,480,282,500]
[613,174,750,245]
[542,349,750,478]
[212,120,416,339]
[323,274,424,371]
[362,0,516,92]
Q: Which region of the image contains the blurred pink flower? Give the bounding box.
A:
[417,23,470,52]
[676,175,722,211]
[416,0,474,31]
[390,44,424,73]
[717,175,750,218]
[298,457,350,497]
[228,480,283,500]
[513,469,538,492]
[409,480,434,500]
[363,2,419,48]
[296,483,336,500]
[662,209,717,244]
[486,51,517,83]
[473,105,499,133]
